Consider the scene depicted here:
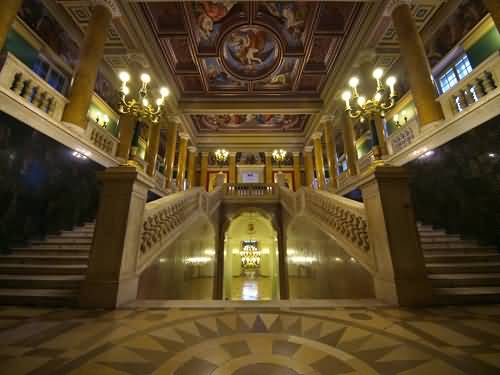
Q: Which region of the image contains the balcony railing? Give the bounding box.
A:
[224,183,279,200]
[85,119,119,156]
[0,52,68,121]
[437,51,500,119]
[387,117,420,155]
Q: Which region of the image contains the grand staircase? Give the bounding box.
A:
[0,222,94,306]
[419,224,500,304]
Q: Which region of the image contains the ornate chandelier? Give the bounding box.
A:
[240,242,261,269]
[214,149,229,166]
[117,71,170,123]
[341,68,397,159]
[272,149,287,168]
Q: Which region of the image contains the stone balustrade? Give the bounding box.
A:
[138,189,202,272]
[85,119,119,156]
[224,183,278,199]
[437,51,500,119]
[0,52,68,121]
[387,117,420,154]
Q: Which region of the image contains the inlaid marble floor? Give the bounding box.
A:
[0,304,500,374]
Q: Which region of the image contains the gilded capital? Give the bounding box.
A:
[188,146,197,153]
[304,145,314,153]
[92,0,121,18]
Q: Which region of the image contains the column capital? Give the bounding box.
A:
[311,131,323,140]
[179,132,190,140]
[304,145,314,153]
[188,146,197,153]
[201,151,210,157]
[92,0,121,18]
[228,151,237,157]
[292,152,301,158]
[385,0,413,16]
[265,151,273,157]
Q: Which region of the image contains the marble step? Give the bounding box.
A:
[420,236,473,244]
[424,253,500,263]
[9,247,90,256]
[418,230,451,237]
[0,254,88,265]
[47,232,94,240]
[0,275,83,289]
[0,264,88,275]
[429,273,500,287]
[0,288,78,307]
[426,262,500,274]
[30,238,93,245]
[433,287,500,305]
[421,242,494,250]
[422,246,498,254]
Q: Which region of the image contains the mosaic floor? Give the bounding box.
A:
[0,305,500,374]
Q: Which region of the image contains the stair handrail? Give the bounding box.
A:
[137,187,222,273]
[281,187,375,272]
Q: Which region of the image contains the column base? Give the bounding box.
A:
[80,275,138,309]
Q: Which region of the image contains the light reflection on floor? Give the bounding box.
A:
[231,276,272,300]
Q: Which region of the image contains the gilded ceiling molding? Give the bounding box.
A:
[91,0,121,18]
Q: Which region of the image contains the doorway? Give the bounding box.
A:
[223,212,280,301]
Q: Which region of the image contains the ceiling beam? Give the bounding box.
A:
[178,98,323,115]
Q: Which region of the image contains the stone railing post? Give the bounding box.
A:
[359,166,432,306]
[80,166,153,308]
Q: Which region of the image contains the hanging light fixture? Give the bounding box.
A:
[117,71,170,123]
[272,149,287,168]
[341,68,397,160]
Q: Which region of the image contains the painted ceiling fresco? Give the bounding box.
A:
[192,114,308,132]
[142,1,361,96]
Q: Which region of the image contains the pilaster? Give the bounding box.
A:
[200,152,209,191]
[176,133,189,190]
[265,152,273,184]
[228,151,237,184]
[163,119,178,189]
[323,124,339,189]
[187,146,198,189]
[312,132,325,189]
[303,146,314,187]
[292,152,302,191]
[146,122,161,176]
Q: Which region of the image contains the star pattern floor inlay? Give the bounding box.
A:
[0,305,500,374]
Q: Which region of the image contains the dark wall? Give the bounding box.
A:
[408,116,500,247]
[0,112,103,251]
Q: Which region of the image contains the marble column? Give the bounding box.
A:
[62,3,115,129]
[200,152,209,191]
[176,134,189,190]
[483,0,500,32]
[342,114,359,176]
[312,133,326,189]
[0,0,23,50]
[303,146,314,187]
[228,152,237,184]
[323,123,339,189]
[146,122,161,176]
[163,119,178,189]
[392,2,444,126]
[292,152,302,191]
[360,166,433,306]
[265,152,273,184]
[80,166,152,308]
[187,146,197,189]
[116,114,136,161]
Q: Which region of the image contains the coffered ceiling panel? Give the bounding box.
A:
[142,1,361,98]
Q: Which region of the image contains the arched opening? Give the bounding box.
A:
[286,217,375,299]
[223,211,280,301]
[137,217,216,300]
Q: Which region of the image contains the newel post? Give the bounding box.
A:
[359,166,433,306]
[80,166,153,308]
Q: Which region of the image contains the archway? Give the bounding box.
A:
[223,211,279,301]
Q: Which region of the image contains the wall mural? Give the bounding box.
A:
[192,114,308,132]
[143,1,360,96]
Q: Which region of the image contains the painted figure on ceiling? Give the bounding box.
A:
[197,1,236,40]
[229,30,267,65]
[264,2,306,38]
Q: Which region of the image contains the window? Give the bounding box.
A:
[438,54,473,93]
[31,56,69,95]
